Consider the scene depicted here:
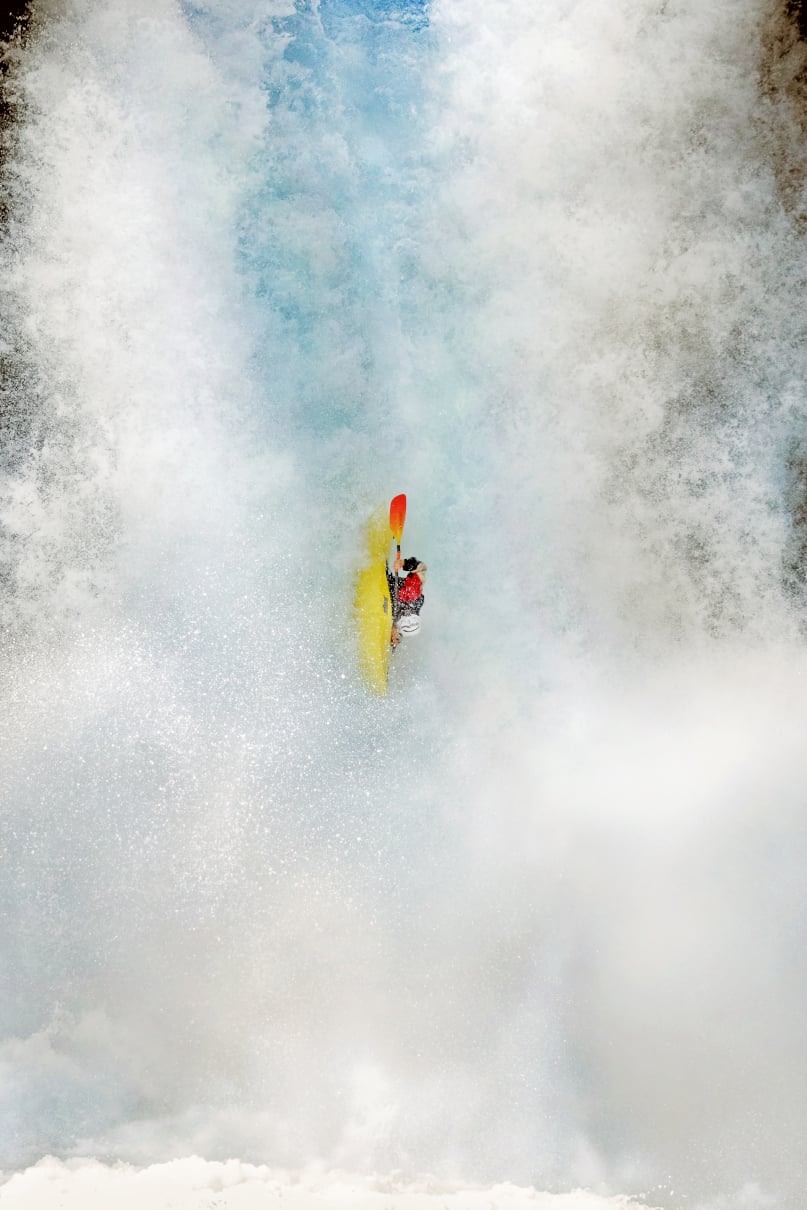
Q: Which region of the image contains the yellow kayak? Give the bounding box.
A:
[353,505,394,695]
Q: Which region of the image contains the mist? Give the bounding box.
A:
[2,1,807,1207]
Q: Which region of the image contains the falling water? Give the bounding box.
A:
[3,1,807,1206]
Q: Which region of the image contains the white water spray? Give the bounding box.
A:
[2,2,807,1207]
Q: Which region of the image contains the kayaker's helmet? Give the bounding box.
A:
[397,614,421,636]
[402,556,420,573]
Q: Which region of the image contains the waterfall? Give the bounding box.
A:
[2,2,807,1206]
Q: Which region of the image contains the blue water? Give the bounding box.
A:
[2,2,807,1206]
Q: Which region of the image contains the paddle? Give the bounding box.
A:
[388,494,407,631]
[389,493,406,572]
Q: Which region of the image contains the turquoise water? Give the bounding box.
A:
[2,2,807,1205]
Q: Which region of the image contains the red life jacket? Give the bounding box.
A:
[398,572,423,603]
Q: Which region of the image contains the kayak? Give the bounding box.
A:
[353,505,394,694]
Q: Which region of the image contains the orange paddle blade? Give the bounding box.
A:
[389,494,407,544]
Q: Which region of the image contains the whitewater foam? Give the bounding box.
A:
[2,1,807,1207]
